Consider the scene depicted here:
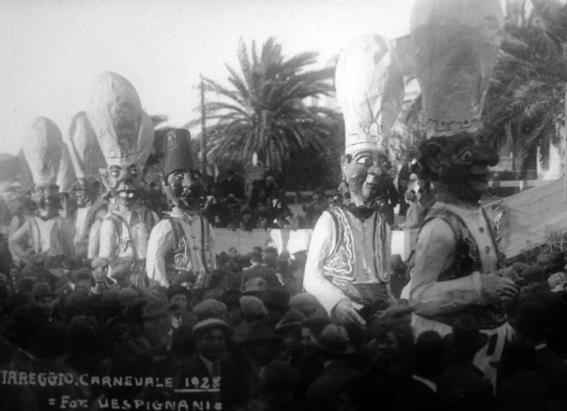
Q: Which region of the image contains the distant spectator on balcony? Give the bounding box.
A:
[303,188,329,227]
[219,170,245,200]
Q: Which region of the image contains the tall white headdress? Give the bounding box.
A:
[56,144,76,193]
[66,111,106,180]
[22,117,64,187]
[335,34,405,156]
[87,71,154,170]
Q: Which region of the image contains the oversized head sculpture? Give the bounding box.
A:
[163,128,205,212]
[411,0,504,203]
[22,117,64,219]
[87,72,154,208]
[335,34,404,207]
[66,112,105,207]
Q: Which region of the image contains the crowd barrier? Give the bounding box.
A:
[215,227,412,260]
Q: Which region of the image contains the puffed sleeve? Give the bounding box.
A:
[303,211,348,315]
[145,220,175,287]
[98,216,117,261]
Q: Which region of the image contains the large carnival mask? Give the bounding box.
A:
[88,72,154,209]
[33,184,61,219]
[166,169,206,211]
[72,178,99,208]
[341,149,392,207]
[422,133,499,203]
[105,164,143,208]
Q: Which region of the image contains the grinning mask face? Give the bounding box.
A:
[341,149,392,208]
[166,169,206,212]
[33,184,60,220]
[73,178,99,207]
[421,133,499,204]
[105,164,143,209]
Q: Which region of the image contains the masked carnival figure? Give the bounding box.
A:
[146,129,216,290]
[408,0,516,384]
[304,34,404,327]
[66,112,107,260]
[9,117,76,266]
[88,71,157,288]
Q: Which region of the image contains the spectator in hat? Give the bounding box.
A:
[142,296,173,352]
[258,360,308,411]
[240,321,282,370]
[31,282,56,320]
[166,285,196,328]
[290,293,328,320]
[241,251,280,290]
[221,289,242,327]
[393,331,445,411]
[275,309,306,364]
[493,340,559,411]
[262,288,290,327]
[243,276,269,297]
[514,298,567,410]
[176,318,255,411]
[306,324,360,411]
[439,317,493,411]
[193,298,227,321]
[202,269,230,301]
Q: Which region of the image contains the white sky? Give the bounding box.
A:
[0,0,416,155]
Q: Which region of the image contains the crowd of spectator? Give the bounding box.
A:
[1,240,567,411]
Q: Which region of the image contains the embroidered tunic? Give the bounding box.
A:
[410,201,505,329]
[9,215,75,261]
[98,206,158,284]
[146,209,216,289]
[304,206,392,315]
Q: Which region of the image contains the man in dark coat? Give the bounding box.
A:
[176,318,256,411]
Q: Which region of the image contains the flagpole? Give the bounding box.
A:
[200,74,207,177]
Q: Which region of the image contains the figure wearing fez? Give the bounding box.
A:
[146,129,216,289]
[88,71,158,288]
[408,0,517,384]
[304,34,404,327]
[66,112,106,260]
[9,117,76,265]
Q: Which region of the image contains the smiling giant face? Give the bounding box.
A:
[341,149,392,208]
[105,164,142,208]
[422,133,499,204]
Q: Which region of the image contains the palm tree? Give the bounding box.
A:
[195,37,336,172]
[483,0,567,177]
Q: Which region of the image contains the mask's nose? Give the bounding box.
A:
[473,143,499,167]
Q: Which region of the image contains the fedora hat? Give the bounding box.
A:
[275,309,306,332]
[313,324,355,355]
[32,282,55,300]
[444,317,488,354]
[193,298,227,321]
[192,318,230,338]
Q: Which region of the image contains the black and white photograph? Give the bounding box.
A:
[1,0,567,410]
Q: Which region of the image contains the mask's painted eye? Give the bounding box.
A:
[109,168,120,178]
[356,156,373,166]
[129,167,139,177]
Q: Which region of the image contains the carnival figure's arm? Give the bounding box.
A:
[98,217,117,262]
[59,218,76,258]
[87,219,102,260]
[410,218,484,316]
[8,220,33,262]
[208,222,217,270]
[303,212,349,315]
[145,221,175,287]
[383,223,396,302]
